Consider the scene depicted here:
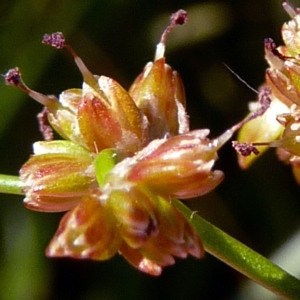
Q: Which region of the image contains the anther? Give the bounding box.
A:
[42,32,98,90]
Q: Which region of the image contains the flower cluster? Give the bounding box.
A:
[4,10,260,275]
[236,2,300,184]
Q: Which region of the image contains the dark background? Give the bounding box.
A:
[1,0,300,299]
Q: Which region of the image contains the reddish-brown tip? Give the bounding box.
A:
[42,32,66,49]
[3,67,21,86]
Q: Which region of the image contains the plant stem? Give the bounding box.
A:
[0,174,24,195]
[174,199,300,299]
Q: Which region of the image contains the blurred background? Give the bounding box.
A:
[1,0,300,299]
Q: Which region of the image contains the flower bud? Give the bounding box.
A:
[125,129,229,199]
[107,185,159,249]
[129,58,188,139]
[129,10,189,139]
[46,192,122,260]
[20,140,95,212]
[118,193,203,276]
[78,76,148,155]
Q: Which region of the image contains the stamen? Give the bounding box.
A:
[42,32,98,89]
[232,141,260,156]
[3,67,22,86]
[160,9,188,44]
[217,87,271,146]
[3,67,58,108]
[249,86,272,120]
[3,67,31,93]
[155,9,188,61]
[211,86,272,151]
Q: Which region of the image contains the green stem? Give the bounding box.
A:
[174,199,300,299]
[0,174,24,195]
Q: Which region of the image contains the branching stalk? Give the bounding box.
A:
[0,174,24,195]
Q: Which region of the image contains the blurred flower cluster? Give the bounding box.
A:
[236,2,300,184]
[4,10,243,275]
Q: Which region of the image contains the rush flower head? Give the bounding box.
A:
[236,2,300,184]
[2,10,212,275]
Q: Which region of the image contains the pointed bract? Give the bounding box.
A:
[8,10,221,276]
